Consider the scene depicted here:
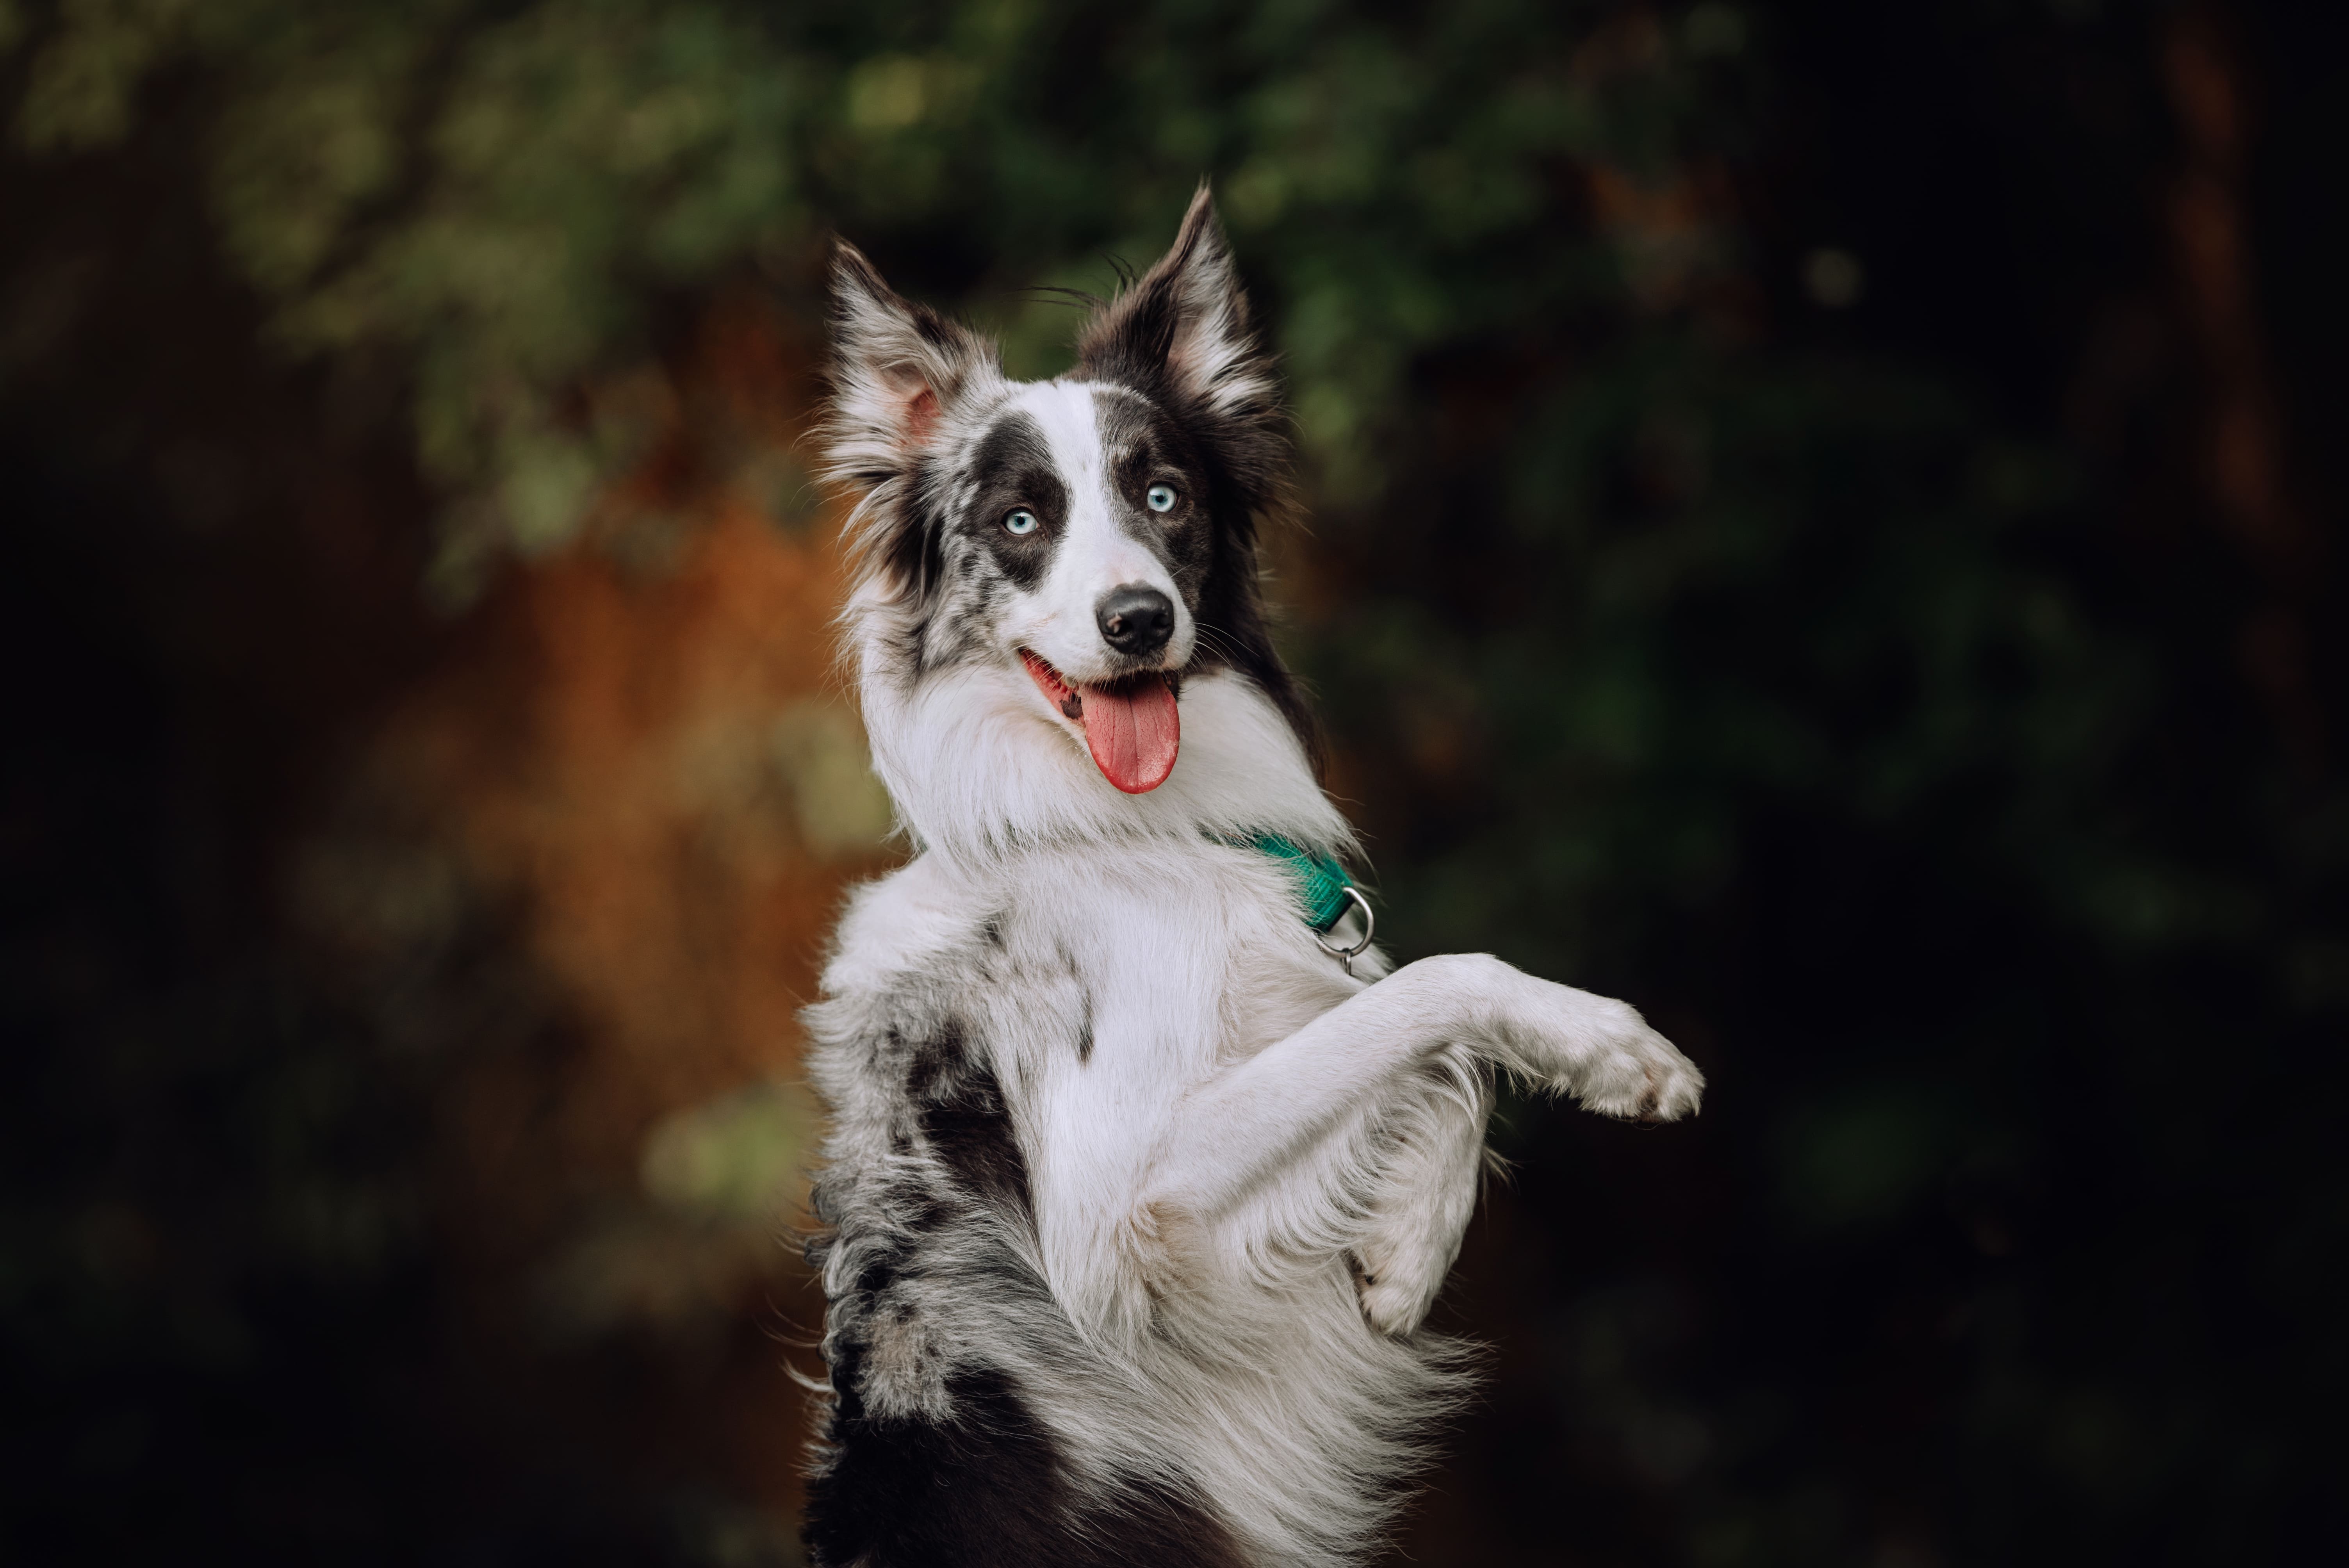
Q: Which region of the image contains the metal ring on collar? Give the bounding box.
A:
[1313,886,1376,976]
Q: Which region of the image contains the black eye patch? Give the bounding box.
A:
[1094,388,1213,589]
[960,411,1068,590]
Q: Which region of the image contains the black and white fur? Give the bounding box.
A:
[799,189,1705,1568]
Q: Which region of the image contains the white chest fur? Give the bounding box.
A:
[816,842,1459,1568]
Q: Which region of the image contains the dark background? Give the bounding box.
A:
[4,2,2344,1563]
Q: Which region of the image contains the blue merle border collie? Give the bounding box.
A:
[799,188,1704,1568]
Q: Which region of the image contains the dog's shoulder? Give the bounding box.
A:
[821,852,996,1001]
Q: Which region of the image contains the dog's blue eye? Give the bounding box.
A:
[1146,484,1177,513]
[1004,510,1038,535]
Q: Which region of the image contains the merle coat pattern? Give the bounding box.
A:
[799,189,1704,1568]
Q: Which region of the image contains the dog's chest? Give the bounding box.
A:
[834,845,1356,1085]
[993,846,1356,1075]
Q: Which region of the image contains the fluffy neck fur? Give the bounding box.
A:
[845,578,1356,875]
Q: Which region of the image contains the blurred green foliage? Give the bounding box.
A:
[4,0,2345,1563]
[4,0,1756,590]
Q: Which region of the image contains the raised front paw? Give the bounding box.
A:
[1625,1024,1704,1122]
[1353,1241,1446,1337]
[1552,992,1706,1124]
[1347,1048,1491,1337]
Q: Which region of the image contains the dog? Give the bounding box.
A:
[798,187,1705,1568]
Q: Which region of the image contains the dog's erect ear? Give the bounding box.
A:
[1076,186,1276,431]
[1076,187,1311,755]
[824,241,1000,490]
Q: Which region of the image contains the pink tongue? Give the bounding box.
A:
[1081,677,1180,793]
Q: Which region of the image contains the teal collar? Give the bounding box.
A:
[1247,833,1358,933]
[1246,834,1376,975]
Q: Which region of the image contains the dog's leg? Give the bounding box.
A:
[1147,955,1698,1265]
[1349,1050,1492,1336]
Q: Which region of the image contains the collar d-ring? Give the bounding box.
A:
[1313,885,1376,977]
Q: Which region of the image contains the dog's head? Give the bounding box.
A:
[823,188,1312,798]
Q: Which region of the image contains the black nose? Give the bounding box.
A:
[1095,585,1175,657]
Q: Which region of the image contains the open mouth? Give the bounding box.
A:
[1019,650,1180,794]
